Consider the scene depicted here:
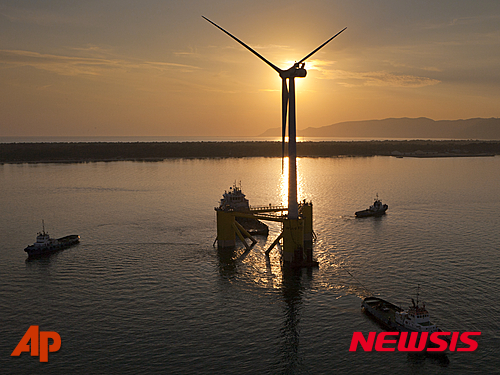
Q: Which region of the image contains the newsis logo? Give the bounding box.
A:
[349,331,481,352]
[11,326,61,362]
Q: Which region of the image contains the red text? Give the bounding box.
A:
[349,331,480,352]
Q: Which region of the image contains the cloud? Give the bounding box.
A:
[420,14,500,30]
[0,49,200,77]
[298,58,439,88]
[359,71,440,87]
[316,67,440,88]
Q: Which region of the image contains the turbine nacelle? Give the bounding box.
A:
[280,63,307,79]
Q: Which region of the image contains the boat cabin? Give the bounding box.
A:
[395,303,438,332]
[219,182,251,212]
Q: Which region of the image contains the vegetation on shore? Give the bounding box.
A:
[1,140,499,164]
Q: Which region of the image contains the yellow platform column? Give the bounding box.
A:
[301,202,313,248]
[300,202,314,263]
[216,210,236,248]
[282,218,304,265]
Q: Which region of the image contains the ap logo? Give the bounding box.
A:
[11,326,61,362]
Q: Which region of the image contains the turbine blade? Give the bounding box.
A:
[281,78,288,173]
[202,16,283,74]
[297,27,347,64]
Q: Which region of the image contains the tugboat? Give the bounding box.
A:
[355,194,388,217]
[361,287,441,334]
[362,288,450,358]
[218,182,269,236]
[24,221,80,257]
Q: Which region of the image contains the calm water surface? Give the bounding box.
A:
[1,156,499,374]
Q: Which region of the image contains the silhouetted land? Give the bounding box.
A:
[1,141,500,164]
[261,117,500,139]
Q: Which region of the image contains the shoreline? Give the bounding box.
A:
[1,140,499,164]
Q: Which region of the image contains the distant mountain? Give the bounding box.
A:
[258,117,500,139]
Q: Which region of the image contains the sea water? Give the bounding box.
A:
[1,156,499,374]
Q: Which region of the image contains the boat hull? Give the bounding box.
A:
[355,205,388,217]
[25,235,80,257]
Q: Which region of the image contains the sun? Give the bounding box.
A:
[280,60,318,91]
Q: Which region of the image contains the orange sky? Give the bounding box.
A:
[1,1,499,137]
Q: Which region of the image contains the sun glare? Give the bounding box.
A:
[280,60,314,91]
[279,157,289,206]
[283,60,319,71]
[279,157,305,207]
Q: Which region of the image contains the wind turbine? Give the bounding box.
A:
[203,16,346,220]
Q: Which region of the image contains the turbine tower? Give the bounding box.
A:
[203,16,345,220]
